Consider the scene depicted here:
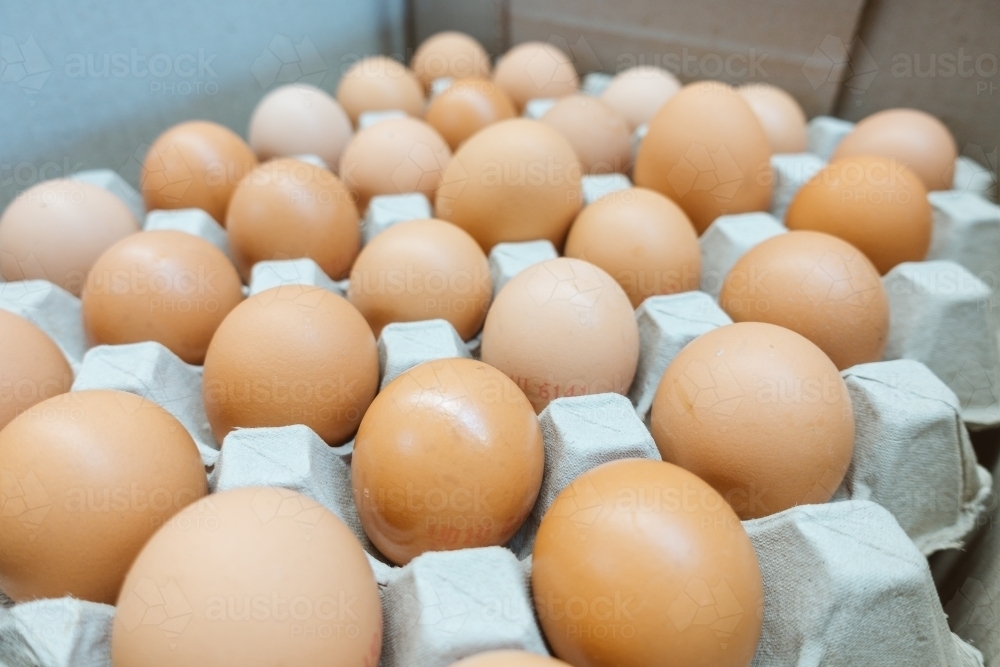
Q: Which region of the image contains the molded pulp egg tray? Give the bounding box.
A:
[1,112,999,667]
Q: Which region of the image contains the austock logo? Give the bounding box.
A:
[251,35,326,89]
[0,35,52,100]
[667,578,745,648]
[0,469,51,538]
[524,260,605,325]
[667,143,744,204]
[803,35,878,103]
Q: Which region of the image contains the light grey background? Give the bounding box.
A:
[0,0,405,208]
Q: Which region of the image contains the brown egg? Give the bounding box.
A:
[0,390,207,604]
[248,83,353,172]
[451,652,570,667]
[532,458,763,667]
[541,95,633,174]
[832,108,958,191]
[0,179,140,295]
[339,117,451,212]
[347,219,491,339]
[634,81,773,235]
[353,358,543,565]
[0,310,72,431]
[599,65,681,129]
[112,487,382,667]
[425,77,516,151]
[141,120,258,224]
[226,158,361,281]
[81,230,243,365]
[481,257,639,413]
[435,119,582,251]
[650,322,855,519]
[737,84,808,154]
[336,56,426,126]
[720,231,889,370]
[202,285,378,446]
[411,31,492,90]
[786,155,932,274]
[493,42,579,112]
[564,188,700,308]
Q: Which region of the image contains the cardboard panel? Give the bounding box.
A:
[509,0,868,116]
[835,0,999,177]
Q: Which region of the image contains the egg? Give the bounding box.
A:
[435,119,582,251]
[532,458,763,667]
[353,358,543,564]
[0,310,72,431]
[481,257,639,413]
[0,390,207,603]
[248,83,353,172]
[599,65,681,129]
[226,158,361,281]
[564,187,700,307]
[425,77,516,151]
[411,31,492,90]
[81,230,243,364]
[493,42,579,112]
[0,179,140,295]
[737,83,808,154]
[832,108,958,191]
[336,56,425,126]
[339,117,452,212]
[111,487,382,667]
[540,95,633,174]
[347,219,491,339]
[650,321,855,519]
[451,652,570,667]
[141,120,258,224]
[202,285,378,446]
[786,155,932,274]
[719,230,889,370]
[634,81,773,234]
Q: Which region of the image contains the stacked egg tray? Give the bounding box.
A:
[2,106,1000,667]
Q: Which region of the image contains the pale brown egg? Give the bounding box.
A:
[339,117,451,212]
[0,179,140,295]
[786,155,932,274]
[532,458,764,667]
[411,31,492,90]
[352,358,543,565]
[0,390,207,604]
[599,65,681,129]
[141,121,258,224]
[435,119,582,251]
[481,257,639,413]
[564,187,700,308]
[650,322,856,519]
[0,310,72,431]
[202,285,378,446]
[720,230,889,370]
[451,652,571,667]
[81,230,244,365]
[248,83,353,172]
[634,81,773,235]
[425,77,516,150]
[112,487,382,667]
[737,83,808,154]
[832,108,957,191]
[347,219,491,339]
[226,158,361,281]
[541,95,633,174]
[493,42,579,112]
[336,56,425,126]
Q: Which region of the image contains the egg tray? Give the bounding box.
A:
[2,127,1000,665]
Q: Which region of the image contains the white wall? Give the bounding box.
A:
[0,0,405,208]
